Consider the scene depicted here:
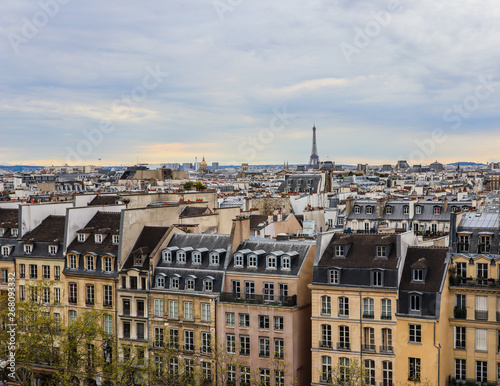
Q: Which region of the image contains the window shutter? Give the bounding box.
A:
[476,296,487,311]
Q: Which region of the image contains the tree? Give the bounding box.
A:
[183,181,194,190]
[195,181,207,191]
[318,358,368,386]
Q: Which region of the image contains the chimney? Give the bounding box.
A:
[376,198,386,218]
[229,216,250,256]
[443,197,448,213]
[345,198,354,216]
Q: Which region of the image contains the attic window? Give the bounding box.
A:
[11,229,18,238]
[281,255,290,270]
[185,277,195,290]
[48,245,57,255]
[433,207,440,215]
[372,271,383,286]
[412,269,423,281]
[192,252,201,265]
[203,278,213,292]
[248,254,257,268]
[366,206,373,214]
[354,206,361,214]
[329,269,339,284]
[376,246,387,258]
[177,251,186,264]
[335,245,345,257]
[210,252,219,266]
[134,255,143,266]
[234,253,244,267]
[95,234,103,243]
[24,245,32,254]
[156,275,165,288]
[403,206,409,215]
[78,233,85,242]
[385,206,392,215]
[1,246,9,257]
[266,255,277,269]
[163,250,172,263]
[112,235,119,244]
[170,276,179,290]
[415,206,422,215]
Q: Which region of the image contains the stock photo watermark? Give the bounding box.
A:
[2,273,17,380]
[212,0,243,21]
[65,64,168,164]
[339,0,402,64]
[8,0,71,54]
[408,75,495,165]
[237,107,296,161]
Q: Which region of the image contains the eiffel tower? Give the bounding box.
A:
[308,124,320,168]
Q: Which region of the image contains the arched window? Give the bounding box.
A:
[155,275,165,288]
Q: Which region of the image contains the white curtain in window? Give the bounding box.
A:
[476,296,487,311]
[475,329,487,351]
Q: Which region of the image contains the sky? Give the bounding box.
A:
[1,0,500,166]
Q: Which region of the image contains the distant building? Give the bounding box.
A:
[429,160,444,171]
[395,160,410,170]
[182,163,192,171]
[241,163,249,172]
[199,156,209,173]
[212,162,219,171]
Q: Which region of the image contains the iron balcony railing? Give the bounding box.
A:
[219,292,297,307]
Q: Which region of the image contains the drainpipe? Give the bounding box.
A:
[359,291,362,364]
[433,322,441,386]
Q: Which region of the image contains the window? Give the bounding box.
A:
[170,276,179,289]
[169,300,178,318]
[274,338,284,359]
[184,301,193,320]
[266,254,276,269]
[476,328,487,351]
[210,252,219,265]
[154,299,163,316]
[248,254,257,267]
[169,328,179,349]
[78,233,85,242]
[69,254,77,269]
[85,255,94,271]
[201,332,211,354]
[409,324,421,343]
[156,275,165,287]
[403,205,409,215]
[123,322,131,339]
[122,299,130,315]
[19,285,25,301]
[241,366,250,386]
[155,355,163,377]
[234,253,244,267]
[476,295,488,320]
[112,235,119,244]
[1,246,9,257]
[274,316,284,330]
[382,328,392,351]
[201,303,211,321]
[103,285,112,307]
[259,337,270,357]
[30,264,38,279]
[479,235,491,254]
[69,283,77,303]
[338,296,349,317]
[321,295,331,315]
[476,361,487,383]
[433,206,440,215]
[137,300,144,317]
[381,299,391,319]
[263,282,274,302]
[335,245,344,257]
[184,358,193,378]
[363,327,375,351]
[49,245,57,255]
[413,269,423,281]
[365,359,375,385]
[240,335,250,355]
[383,361,393,386]
[244,281,254,298]
[339,357,350,382]
[43,287,50,304]
[477,263,488,278]
[372,271,383,286]
[231,280,240,297]
[203,278,213,292]
[363,298,374,318]
[154,327,163,347]
[366,206,373,214]
[259,315,270,329]
[321,324,332,348]
[134,254,142,266]
[410,294,421,312]
[260,369,270,386]
[239,313,250,327]
[275,370,285,386]
[415,205,422,214]
[192,252,201,264]
[95,234,102,243]
[376,246,387,258]
[184,330,194,351]
[386,206,392,214]
[456,262,467,277]
[54,266,60,280]
[69,310,77,323]
[339,325,350,349]
[226,334,236,354]
[104,315,112,335]
[54,287,60,303]
[169,357,178,376]
[163,250,172,263]
[458,234,470,253]
[281,255,290,269]
[177,251,186,264]
[455,359,466,381]
[408,358,420,381]
[86,285,94,305]
[19,264,25,278]
[322,356,332,383]
[354,206,361,214]
[329,269,339,284]
[454,326,466,349]
[24,244,32,254]
[226,312,235,326]
[227,365,236,384]
[0,270,6,284]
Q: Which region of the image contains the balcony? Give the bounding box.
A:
[200,346,212,355]
[68,297,77,304]
[319,341,333,349]
[454,343,465,350]
[449,276,500,289]
[336,342,350,350]
[447,378,497,386]
[363,313,374,319]
[381,314,392,320]
[362,344,376,352]
[454,308,467,319]
[219,292,297,307]
[103,300,112,308]
[86,299,94,306]
[379,345,393,353]
[475,310,488,321]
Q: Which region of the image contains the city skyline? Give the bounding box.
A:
[2,1,500,166]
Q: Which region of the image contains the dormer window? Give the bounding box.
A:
[112,235,119,244]
[372,271,383,286]
[248,254,257,268]
[11,229,18,238]
[385,206,392,215]
[413,269,423,281]
[156,275,165,288]
[78,233,85,242]
[433,206,440,215]
[69,254,77,269]
[234,253,244,267]
[86,255,95,271]
[409,294,421,313]
[103,256,112,272]
[266,255,277,269]
[210,252,219,266]
[376,246,387,258]
[354,206,361,214]
[457,235,470,253]
[1,246,10,257]
[48,245,57,255]
[403,206,409,215]
[163,250,172,263]
[335,245,345,257]
[185,277,195,290]
[329,269,339,284]
[478,235,491,254]
[95,234,103,243]
[366,206,373,214]
[415,206,422,215]
[134,255,143,266]
[24,244,32,254]
[192,252,201,265]
[281,255,290,270]
[177,251,186,264]
[203,278,213,292]
[170,276,180,290]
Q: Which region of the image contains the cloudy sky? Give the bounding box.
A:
[1,0,500,166]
